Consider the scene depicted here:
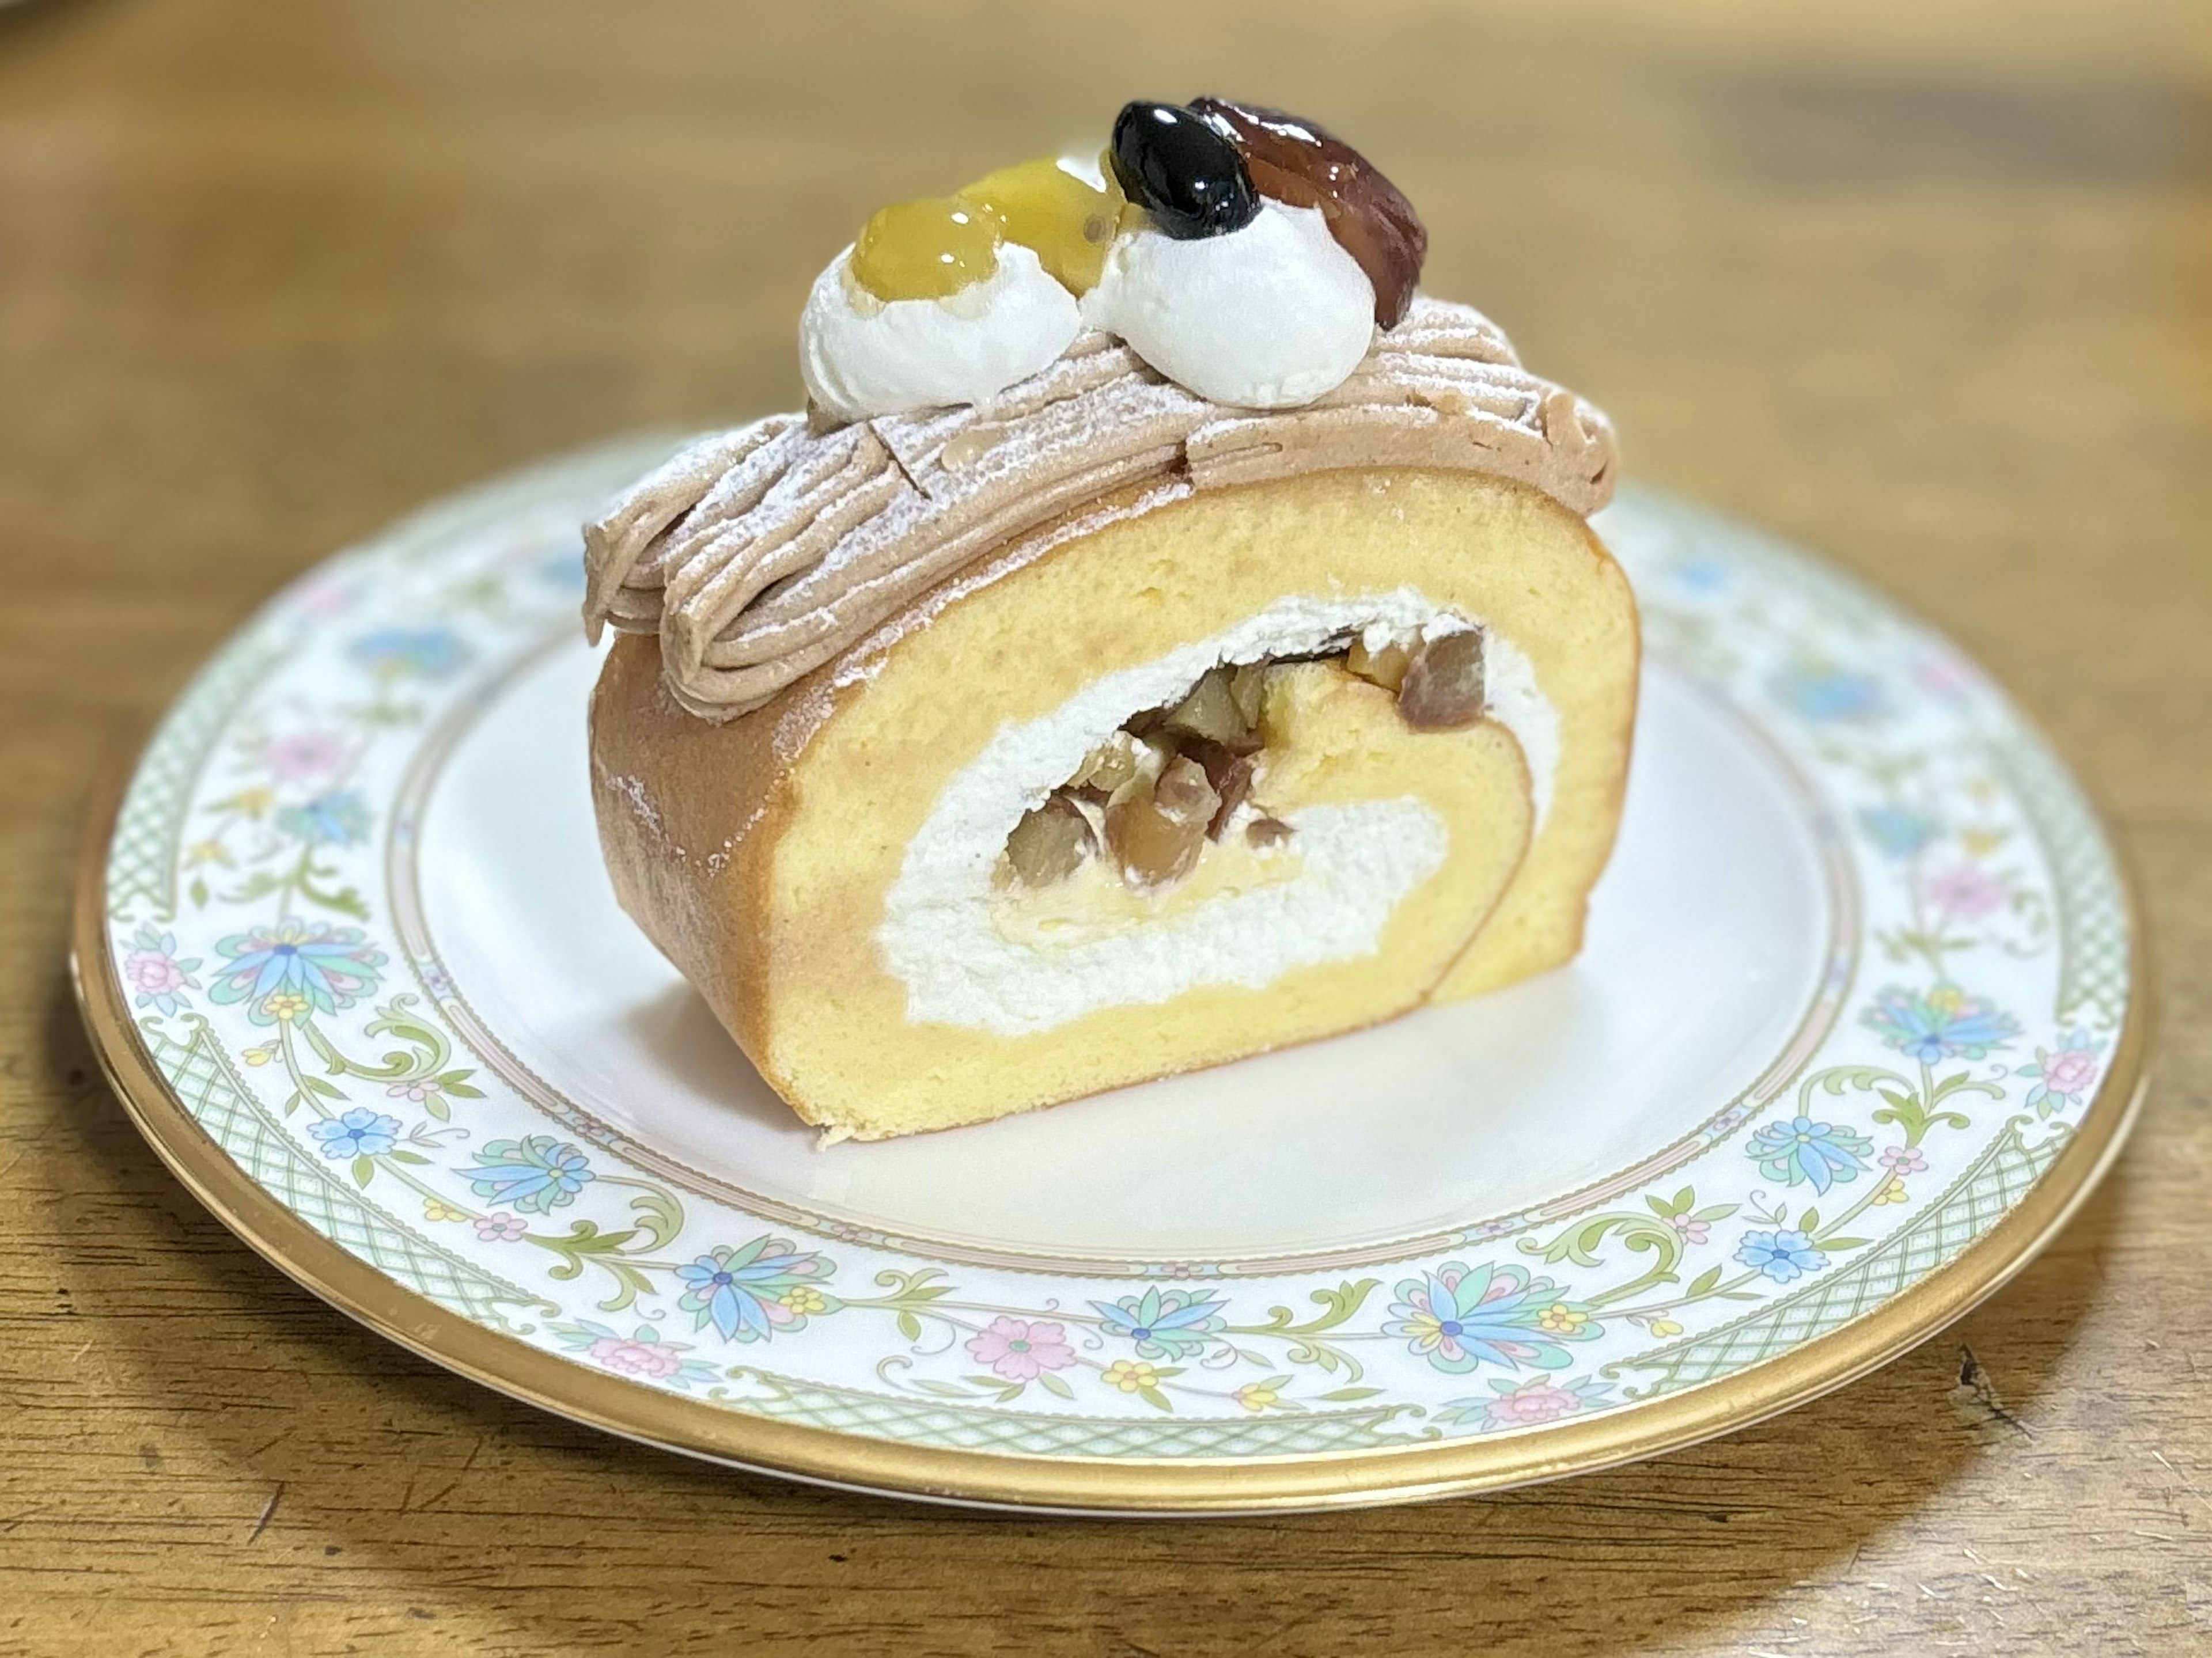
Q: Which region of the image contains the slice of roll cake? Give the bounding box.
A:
[581,100,1636,1138]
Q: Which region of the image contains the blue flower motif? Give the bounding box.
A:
[274,790,372,848]
[1863,983,2019,1064]
[465,1135,594,1214]
[537,549,587,594]
[1382,1261,1600,1375]
[675,1237,836,1344]
[207,918,385,1025]
[310,1107,402,1160]
[1672,555,1732,594]
[1747,1115,1874,1195]
[1772,663,1885,724]
[348,626,469,681]
[1736,1228,1826,1284]
[1857,806,1938,860]
[1090,1287,1229,1360]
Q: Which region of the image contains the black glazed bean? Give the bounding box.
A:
[1109,101,1260,240]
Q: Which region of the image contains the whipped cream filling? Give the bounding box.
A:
[1080,200,1377,409]
[800,243,1081,424]
[877,591,1558,1035]
[1479,631,1556,831]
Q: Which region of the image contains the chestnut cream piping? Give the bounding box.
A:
[582,298,1617,722]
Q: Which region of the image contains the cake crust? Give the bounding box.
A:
[590,468,1637,1138]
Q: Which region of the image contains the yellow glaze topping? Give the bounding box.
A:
[850,196,1001,302]
[958,157,1124,295]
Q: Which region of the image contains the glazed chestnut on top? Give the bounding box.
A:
[1190,96,1427,328]
[1107,97,1428,327]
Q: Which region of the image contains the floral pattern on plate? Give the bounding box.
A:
[97,452,2134,1459]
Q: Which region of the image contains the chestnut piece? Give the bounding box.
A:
[1107,758,1218,887]
[1188,97,1427,328]
[1160,665,1262,753]
[1004,794,1096,886]
[1397,631,1487,730]
[1179,739,1257,839]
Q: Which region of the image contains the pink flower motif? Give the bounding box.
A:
[586,1335,684,1379]
[387,1079,443,1103]
[1485,1378,1585,1429]
[2041,1049,2098,1097]
[1914,658,1976,703]
[1668,1215,1711,1245]
[264,731,348,783]
[474,1212,528,1243]
[1880,1145,1929,1174]
[122,929,202,1015]
[1922,864,2007,920]
[294,575,361,620]
[964,1316,1077,1382]
[125,951,188,997]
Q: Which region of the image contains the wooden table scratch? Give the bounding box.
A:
[2,1,2209,1653]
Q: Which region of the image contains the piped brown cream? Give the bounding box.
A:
[584,299,1615,722]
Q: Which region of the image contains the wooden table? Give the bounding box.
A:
[4,1,2207,1651]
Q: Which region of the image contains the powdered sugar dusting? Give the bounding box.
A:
[599,770,677,860]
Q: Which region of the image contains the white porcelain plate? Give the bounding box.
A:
[76,439,2146,1512]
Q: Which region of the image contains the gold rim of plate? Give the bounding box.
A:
[70,718,2155,1513]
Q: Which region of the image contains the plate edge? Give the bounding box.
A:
[68,635,2158,1519]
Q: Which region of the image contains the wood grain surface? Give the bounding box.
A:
[3,1,2209,1652]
